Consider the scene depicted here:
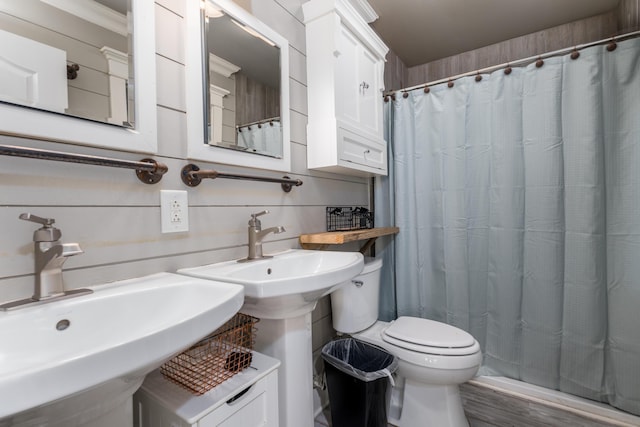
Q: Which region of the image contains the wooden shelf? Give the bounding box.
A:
[299,227,399,253]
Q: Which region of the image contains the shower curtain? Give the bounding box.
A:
[237,120,282,157]
[375,37,640,415]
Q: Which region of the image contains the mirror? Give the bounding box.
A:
[0,0,132,126]
[206,9,281,158]
[0,0,157,153]
[186,0,290,172]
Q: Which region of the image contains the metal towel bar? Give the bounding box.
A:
[0,144,168,184]
[181,163,303,193]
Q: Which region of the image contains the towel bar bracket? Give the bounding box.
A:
[135,158,167,184]
[180,163,207,187]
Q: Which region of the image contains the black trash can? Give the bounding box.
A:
[322,338,398,427]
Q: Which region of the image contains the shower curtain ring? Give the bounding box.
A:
[570,47,580,60]
[535,57,544,68]
[607,37,617,51]
[504,64,512,75]
[475,72,482,82]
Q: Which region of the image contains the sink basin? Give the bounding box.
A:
[178,249,364,318]
[0,272,244,424]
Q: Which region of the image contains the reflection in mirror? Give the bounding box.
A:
[0,0,134,127]
[204,2,282,158]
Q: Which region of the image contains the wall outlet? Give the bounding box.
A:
[161,190,189,233]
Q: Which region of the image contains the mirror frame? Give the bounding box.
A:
[0,0,158,153]
[186,0,291,172]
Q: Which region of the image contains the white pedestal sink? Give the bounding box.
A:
[0,273,244,426]
[178,249,364,427]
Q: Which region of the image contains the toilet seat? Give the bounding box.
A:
[382,317,480,356]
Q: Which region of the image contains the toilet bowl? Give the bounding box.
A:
[330,258,482,427]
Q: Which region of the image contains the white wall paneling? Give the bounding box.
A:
[251,0,306,54]
[156,106,187,158]
[289,46,307,85]
[155,54,186,111]
[155,3,185,64]
[289,78,308,116]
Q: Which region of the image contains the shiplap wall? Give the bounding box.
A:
[0,0,367,381]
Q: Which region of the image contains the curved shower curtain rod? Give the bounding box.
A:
[386,29,640,96]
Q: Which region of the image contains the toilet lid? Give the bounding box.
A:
[383,317,478,355]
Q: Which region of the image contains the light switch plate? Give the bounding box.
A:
[160,190,189,233]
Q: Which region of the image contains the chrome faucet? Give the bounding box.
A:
[240,210,285,262]
[0,213,91,310]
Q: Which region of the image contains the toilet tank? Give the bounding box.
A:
[331,257,382,334]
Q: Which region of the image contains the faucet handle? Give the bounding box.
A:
[19,213,55,227]
[19,213,61,242]
[249,210,269,226]
[251,210,269,220]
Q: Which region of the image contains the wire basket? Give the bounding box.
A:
[326,206,374,232]
[160,313,259,395]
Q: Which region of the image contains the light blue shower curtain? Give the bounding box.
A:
[237,121,283,157]
[375,37,640,415]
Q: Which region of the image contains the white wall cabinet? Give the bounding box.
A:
[303,0,389,176]
[134,351,280,427]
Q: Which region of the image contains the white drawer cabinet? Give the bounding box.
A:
[134,352,280,427]
[303,0,389,176]
[339,127,386,171]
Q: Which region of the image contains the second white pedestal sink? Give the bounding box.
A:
[0,273,244,426]
[178,249,364,427]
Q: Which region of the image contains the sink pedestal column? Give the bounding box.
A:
[252,312,314,427]
[6,379,139,427]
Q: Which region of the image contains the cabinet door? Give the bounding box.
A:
[335,25,383,140]
[335,25,360,126]
[357,44,382,138]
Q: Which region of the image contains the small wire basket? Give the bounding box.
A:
[160,313,259,395]
[326,206,374,232]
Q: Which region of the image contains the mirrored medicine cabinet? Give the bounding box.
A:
[0,0,157,153]
[186,0,291,172]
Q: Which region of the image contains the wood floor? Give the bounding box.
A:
[461,383,631,427]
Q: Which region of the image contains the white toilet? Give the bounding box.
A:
[331,258,482,427]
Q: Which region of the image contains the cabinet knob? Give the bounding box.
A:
[359,81,370,94]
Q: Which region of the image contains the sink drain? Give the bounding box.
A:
[56,319,70,331]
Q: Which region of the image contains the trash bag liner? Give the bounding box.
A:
[322,338,398,427]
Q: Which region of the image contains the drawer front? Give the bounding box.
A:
[338,127,386,172]
[199,371,278,427]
